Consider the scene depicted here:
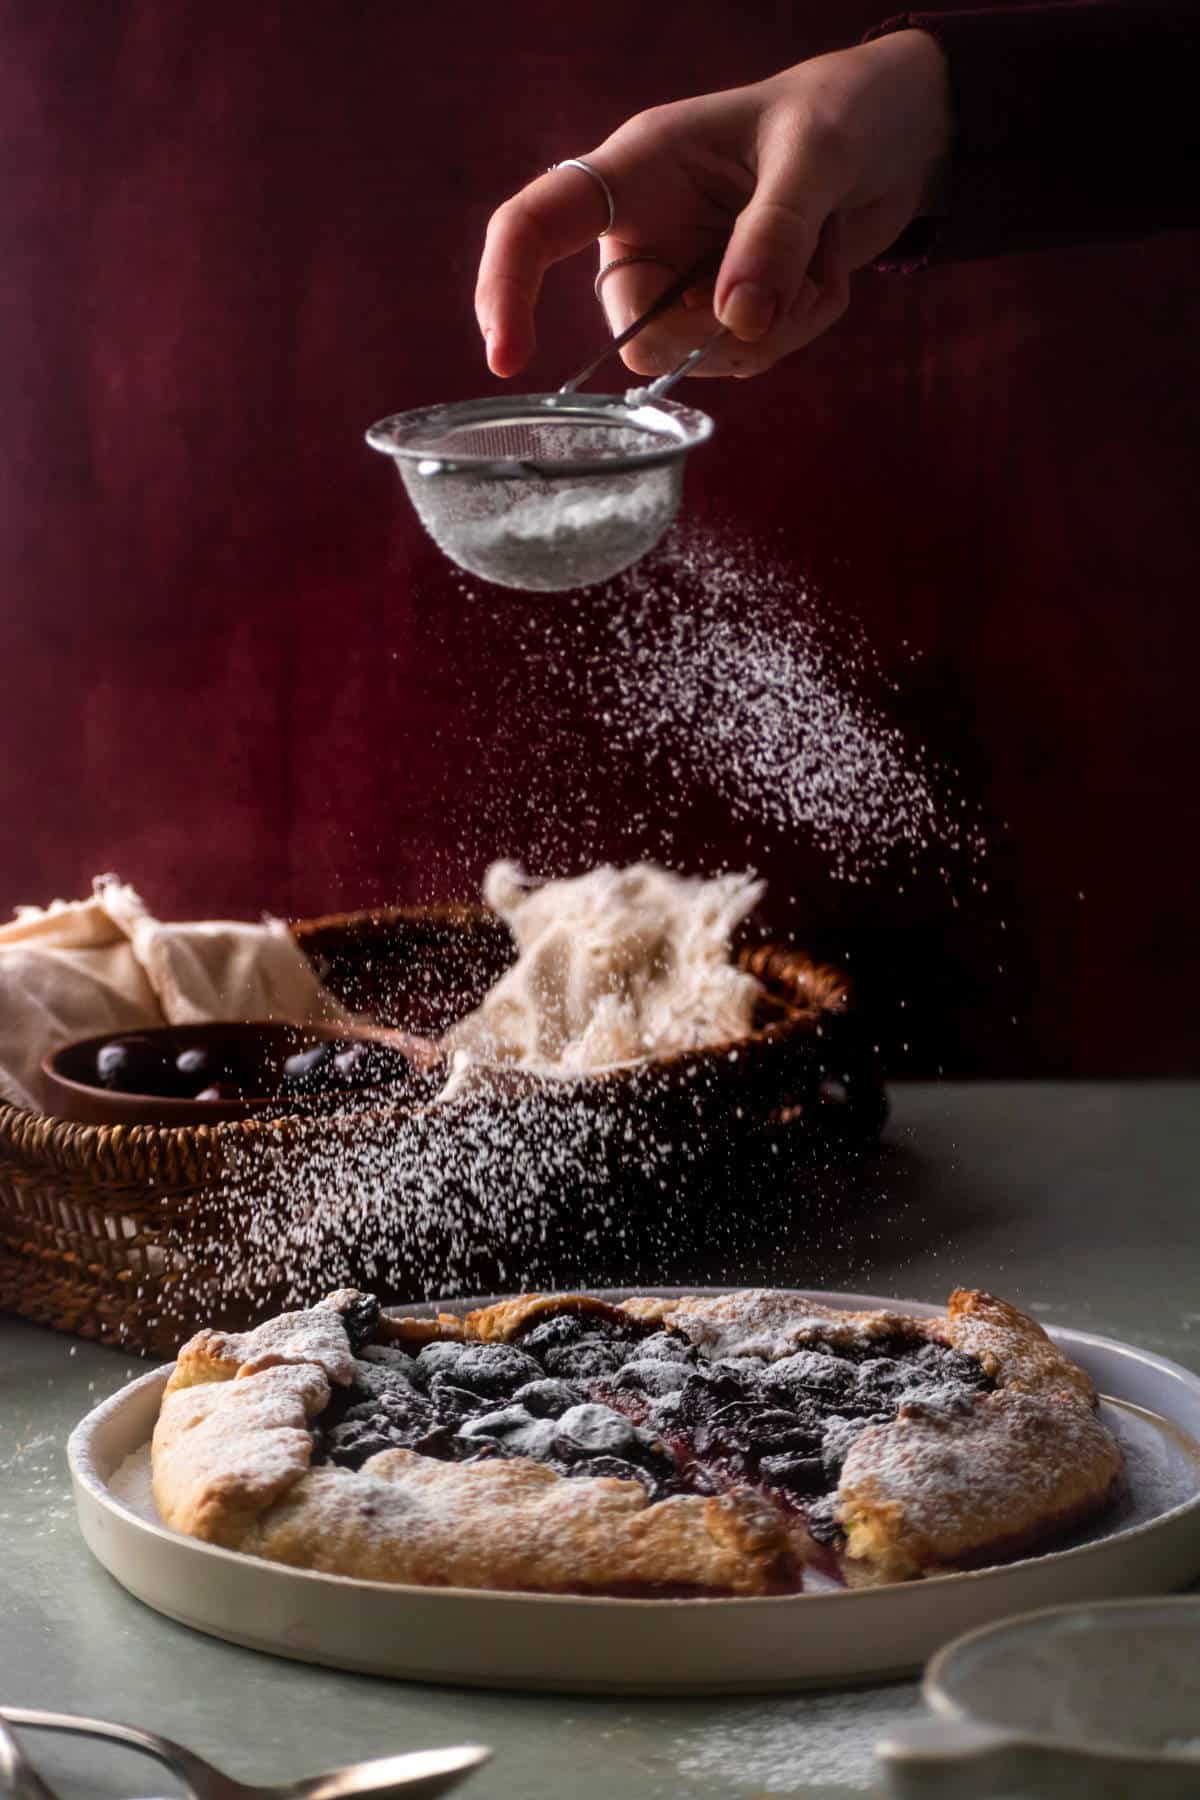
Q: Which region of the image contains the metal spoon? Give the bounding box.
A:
[0,1715,57,1800]
[0,1711,489,1800]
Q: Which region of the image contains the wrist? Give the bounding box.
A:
[861,27,952,215]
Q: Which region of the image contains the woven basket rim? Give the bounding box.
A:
[0,905,851,1172]
[292,900,505,934]
[303,903,851,1092]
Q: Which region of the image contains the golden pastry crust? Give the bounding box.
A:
[838,1386,1121,1583]
[939,1287,1096,1403]
[377,1312,466,1348]
[834,1290,1121,1581]
[169,1290,360,1389]
[235,1454,786,1594]
[153,1360,329,1544]
[152,1286,1120,1594]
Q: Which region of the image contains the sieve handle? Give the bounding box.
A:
[627,325,729,404]
[558,253,721,395]
[874,1718,1194,1799]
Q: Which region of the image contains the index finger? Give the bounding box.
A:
[475,162,612,377]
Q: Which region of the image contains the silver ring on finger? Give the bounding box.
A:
[552,157,615,238]
[593,253,678,301]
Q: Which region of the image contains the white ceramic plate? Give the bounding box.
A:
[69,1289,1200,1694]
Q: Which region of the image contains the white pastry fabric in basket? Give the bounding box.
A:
[69,1290,1200,1695]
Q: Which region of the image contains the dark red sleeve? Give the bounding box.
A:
[866,2,1200,266]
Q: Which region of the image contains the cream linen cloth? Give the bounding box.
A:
[0,875,344,1114]
[440,861,764,1099]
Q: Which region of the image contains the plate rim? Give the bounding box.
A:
[69,1286,1200,1611]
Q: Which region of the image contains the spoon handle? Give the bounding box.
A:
[874,1717,1198,1799]
[0,1715,60,1800]
[0,1709,237,1800]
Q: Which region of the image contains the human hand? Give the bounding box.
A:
[475,29,950,381]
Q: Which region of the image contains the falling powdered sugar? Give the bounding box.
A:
[159,529,986,1323]
[449,525,985,887]
[172,1078,695,1322]
[592,534,977,881]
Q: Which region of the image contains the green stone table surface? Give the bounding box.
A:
[3,1082,1197,1798]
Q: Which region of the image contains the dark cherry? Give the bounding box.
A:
[913,1343,992,1389]
[854,1358,913,1405]
[332,1042,368,1082]
[457,1406,559,1463]
[564,1456,669,1499]
[195,1081,242,1101]
[427,1375,491,1419]
[611,1358,691,1398]
[451,1344,543,1399]
[665,1362,761,1428]
[758,1451,827,1495]
[552,1402,639,1460]
[348,1358,421,1402]
[281,1042,333,1092]
[94,1035,173,1093]
[542,1337,629,1381]
[820,1412,889,1480]
[517,1314,595,1355]
[327,1395,456,1467]
[330,1041,411,1090]
[409,1422,460,1460]
[339,1293,381,1354]
[175,1045,213,1081]
[323,1419,395,1469]
[412,1341,468,1387]
[353,1386,434,1428]
[691,1403,814,1473]
[502,1417,561,1460]
[457,1404,536,1442]
[803,1495,844,1545]
[644,1389,691,1434]
[457,1439,506,1464]
[747,1407,822,1451]
[765,1350,857,1408]
[635,1330,698,1365]
[512,1378,581,1418]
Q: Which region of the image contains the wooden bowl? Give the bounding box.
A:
[41,1020,440,1127]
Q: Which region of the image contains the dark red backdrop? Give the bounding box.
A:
[3,0,1198,1074]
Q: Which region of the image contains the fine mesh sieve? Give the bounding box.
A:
[366,261,719,592]
[365,393,713,591]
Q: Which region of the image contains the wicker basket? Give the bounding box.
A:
[0,907,884,1356]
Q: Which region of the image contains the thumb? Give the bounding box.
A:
[714,124,840,341]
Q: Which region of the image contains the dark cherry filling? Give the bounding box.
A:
[316,1305,995,1566]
